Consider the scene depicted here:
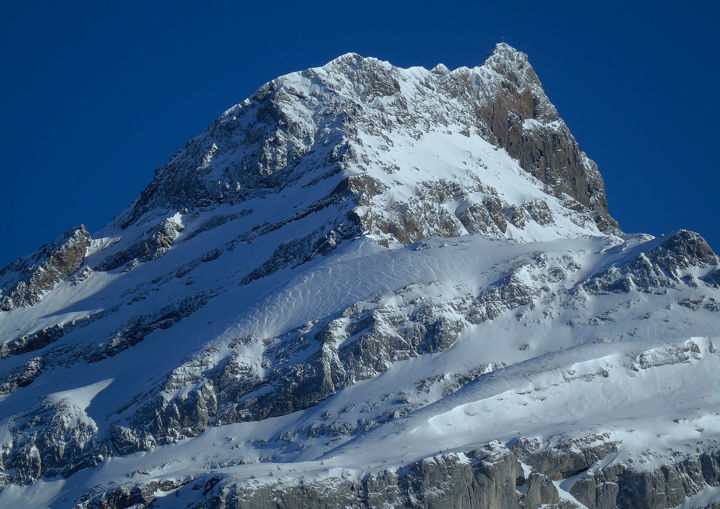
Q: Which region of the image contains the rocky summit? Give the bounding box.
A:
[0,44,719,508]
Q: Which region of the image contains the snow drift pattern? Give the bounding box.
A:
[0,44,718,508]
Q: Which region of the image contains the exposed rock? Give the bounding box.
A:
[3,397,104,484]
[87,289,219,362]
[78,478,188,509]
[122,256,572,446]
[523,472,561,508]
[512,436,720,509]
[0,312,103,359]
[0,357,44,394]
[0,225,91,311]
[1,46,718,509]
[513,436,618,480]
[115,45,615,237]
[181,209,253,242]
[479,45,614,229]
[95,218,183,271]
[583,230,720,294]
[240,220,358,285]
[202,442,549,509]
[570,450,720,509]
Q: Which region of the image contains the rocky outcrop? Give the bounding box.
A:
[511,436,720,509]
[583,230,720,294]
[0,311,103,359]
[2,397,104,486]
[114,251,579,448]
[96,218,183,271]
[570,450,720,508]
[87,289,219,362]
[240,220,358,285]
[78,479,188,509]
[514,436,619,481]
[363,177,575,246]
[188,442,557,509]
[0,357,44,394]
[0,225,91,311]
[72,437,720,509]
[1,46,718,509]
[478,44,614,229]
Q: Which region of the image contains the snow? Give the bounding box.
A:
[675,484,720,508]
[0,479,65,509]
[1,221,718,506]
[0,47,718,507]
[1,232,716,506]
[46,378,113,410]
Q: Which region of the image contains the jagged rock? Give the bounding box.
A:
[0,46,719,509]
[0,311,103,359]
[583,230,720,294]
[240,220,358,285]
[3,398,104,484]
[523,472,560,508]
[173,442,564,509]
[182,209,253,242]
[116,44,615,239]
[88,290,218,362]
[96,218,183,271]
[107,425,157,455]
[570,450,720,509]
[125,283,478,443]
[79,478,186,509]
[120,254,577,446]
[514,436,618,480]
[479,45,614,228]
[0,357,44,394]
[0,225,91,310]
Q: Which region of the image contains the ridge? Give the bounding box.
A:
[115,46,617,238]
[1,46,717,509]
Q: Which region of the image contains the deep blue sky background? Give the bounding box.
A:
[1,1,718,267]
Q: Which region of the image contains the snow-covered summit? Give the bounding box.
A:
[0,46,718,508]
[116,44,615,246]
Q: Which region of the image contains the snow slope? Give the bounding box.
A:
[0,44,718,508]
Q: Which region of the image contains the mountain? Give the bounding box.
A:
[0,43,719,508]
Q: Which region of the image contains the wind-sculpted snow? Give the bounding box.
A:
[0,44,719,508]
[1,233,718,506]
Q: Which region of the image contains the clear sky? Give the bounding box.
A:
[1,1,718,267]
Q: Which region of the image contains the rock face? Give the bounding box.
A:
[206,443,538,509]
[77,439,720,509]
[583,229,720,293]
[0,46,719,509]
[0,225,91,311]
[569,449,720,509]
[479,45,613,229]
[95,218,183,272]
[117,44,615,238]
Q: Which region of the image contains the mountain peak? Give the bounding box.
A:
[2,46,719,509]
[484,42,541,87]
[488,41,524,58]
[115,46,616,239]
[322,51,367,67]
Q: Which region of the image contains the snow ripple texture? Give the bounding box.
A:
[0,44,718,508]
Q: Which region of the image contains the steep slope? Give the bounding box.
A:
[0,44,718,509]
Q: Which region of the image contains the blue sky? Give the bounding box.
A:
[1,1,718,267]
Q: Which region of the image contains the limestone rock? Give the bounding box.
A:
[0,225,91,310]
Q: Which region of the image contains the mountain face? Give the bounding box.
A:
[0,44,718,509]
